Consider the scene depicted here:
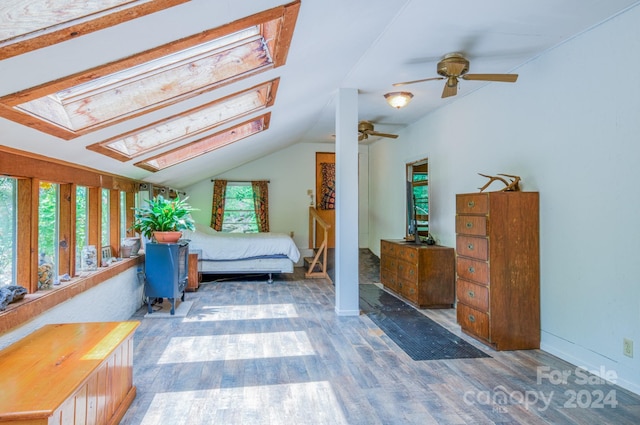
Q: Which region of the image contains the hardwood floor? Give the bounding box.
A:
[120,253,640,424]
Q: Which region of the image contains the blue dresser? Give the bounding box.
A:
[144,241,189,315]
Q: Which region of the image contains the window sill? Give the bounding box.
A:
[0,255,144,335]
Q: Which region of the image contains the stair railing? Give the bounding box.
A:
[306,206,330,279]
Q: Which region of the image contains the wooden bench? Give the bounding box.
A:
[0,321,139,425]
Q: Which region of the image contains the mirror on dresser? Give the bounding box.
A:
[406,158,429,242]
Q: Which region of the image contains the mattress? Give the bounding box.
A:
[181,229,301,263]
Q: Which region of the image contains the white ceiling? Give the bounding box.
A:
[1,0,639,188]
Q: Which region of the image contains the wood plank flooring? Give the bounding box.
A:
[120,254,640,425]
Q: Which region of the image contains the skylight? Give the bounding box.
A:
[15,27,268,133]
[0,1,300,139]
[10,27,269,135]
[0,0,190,60]
[87,79,279,161]
[135,113,271,172]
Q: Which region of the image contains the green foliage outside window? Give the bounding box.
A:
[75,186,88,272]
[38,182,58,265]
[223,184,258,233]
[120,191,127,240]
[0,178,16,286]
[101,188,109,247]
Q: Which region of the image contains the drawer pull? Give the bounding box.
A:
[468,314,476,323]
[468,201,475,208]
[466,222,473,228]
[468,266,475,273]
[467,243,474,250]
[468,290,475,298]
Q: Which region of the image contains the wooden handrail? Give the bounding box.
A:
[308,206,331,247]
[306,206,331,280]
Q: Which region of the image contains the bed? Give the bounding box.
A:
[181,225,301,283]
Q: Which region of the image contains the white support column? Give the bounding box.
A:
[334,88,360,316]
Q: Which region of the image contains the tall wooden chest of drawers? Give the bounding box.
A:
[455,192,540,350]
[380,239,455,309]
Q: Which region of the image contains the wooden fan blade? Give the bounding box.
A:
[392,76,444,87]
[441,82,458,98]
[462,73,518,82]
[369,131,398,139]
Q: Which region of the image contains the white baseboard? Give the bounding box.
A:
[541,331,640,396]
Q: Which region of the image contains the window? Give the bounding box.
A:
[101,188,110,248]
[0,178,16,287]
[222,183,259,233]
[407,159,429,240]
[120,191,127,240]
[75,186,88,274]
[0,146,140,334]
[38,182,59,289]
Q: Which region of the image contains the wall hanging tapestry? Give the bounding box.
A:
[320,162,335,210]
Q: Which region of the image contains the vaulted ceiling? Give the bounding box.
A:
[1,0,638,188]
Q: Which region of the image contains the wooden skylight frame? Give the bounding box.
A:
[0,0,300,140]
[86,78,279,161]
[135,113,271,172]
[0,0,190,60]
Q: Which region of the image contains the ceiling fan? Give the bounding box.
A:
[358,121,398,142]
[393,52,518,98]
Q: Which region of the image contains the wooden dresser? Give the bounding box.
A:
[380,239,455,308]
[455,192,540,350]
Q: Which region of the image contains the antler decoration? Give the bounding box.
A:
[478,173,521,192]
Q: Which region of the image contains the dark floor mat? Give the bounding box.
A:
[360,284,491,361]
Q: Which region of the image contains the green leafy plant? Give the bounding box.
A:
[131,195,196,240]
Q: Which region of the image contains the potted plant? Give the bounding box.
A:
[131,195,196,243]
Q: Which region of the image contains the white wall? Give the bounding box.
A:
[368,6,640,394]
[0,267,144,349]
[184,142,370,252]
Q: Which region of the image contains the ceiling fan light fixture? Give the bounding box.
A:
[384,91,413,109]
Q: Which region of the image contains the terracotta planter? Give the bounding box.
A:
[153,231,182,243]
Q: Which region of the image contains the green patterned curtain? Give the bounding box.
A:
[251,180,270,232]
[210,179,227,231]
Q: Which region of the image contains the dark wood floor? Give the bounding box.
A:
[120,251,640,424]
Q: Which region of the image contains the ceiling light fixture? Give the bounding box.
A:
[384,91,413,109]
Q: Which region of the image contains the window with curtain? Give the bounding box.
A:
[211,180,269,233]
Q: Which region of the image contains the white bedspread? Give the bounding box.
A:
[181,229,301,263]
